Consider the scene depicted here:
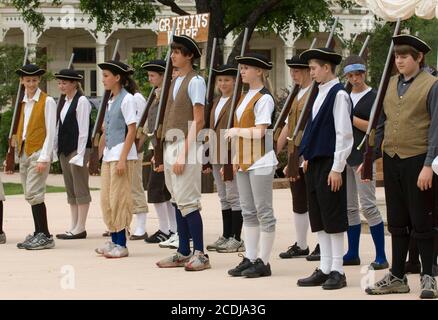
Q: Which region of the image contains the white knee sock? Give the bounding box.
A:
[318,231,332,275]
[71,203,89,234]
[294,212,309,249]
[259,231,275,264]
[154,202,170,234]
[69,204,78,232]
[331,232,345,274]
[243,225,260,261]
[133,212,147,236]
[166,201,177,233]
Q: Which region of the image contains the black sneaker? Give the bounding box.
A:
[306,244,320,261]
[297,268,329,287]
[279,242,309,259]
[145,230,170,243]
[17,234,35,249]
[369,260,389,270]
[241,258,271,278]
[23,233,55,250]
[228,254,253,277]
[322,271,347,290]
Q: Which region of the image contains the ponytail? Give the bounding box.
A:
[120,74,139,95]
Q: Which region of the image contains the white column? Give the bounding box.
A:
[23,26,40,61]
[223,34,235,64]
[95,31,107,97]
[283,45,295,89]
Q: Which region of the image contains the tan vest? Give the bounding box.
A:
[209,97,232,163]
[234,91,266,171]
[287,89,310,154]
[16,91,48,157]
[162,70,198,141]
[383,71,436,158]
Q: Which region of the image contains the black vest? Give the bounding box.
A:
[58,91,92,156]
[347,89,376,166]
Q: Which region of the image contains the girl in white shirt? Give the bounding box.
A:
[225,53,277,278]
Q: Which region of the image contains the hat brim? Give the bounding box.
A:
[173,35,202,59]
[286,59,309,69]
[141,63,165,73]
[16,69,46,76]
[393,35,431,54]
[212,68,238,76]
[98,62,134,75]
[235,56,272,70]
[54,74,83,81]
[300,49,342,65]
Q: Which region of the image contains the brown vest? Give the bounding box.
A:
[162,70,198,141]
[16,91,48,157]
[234,91,266,171]
[383,71,437,158]
[287,88,310,154]
[209,96,232,163]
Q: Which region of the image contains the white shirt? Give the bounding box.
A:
[21,88,57,163]
[173,74,206,106]
[134,92,147,126]
[102,93,138,162]
[284,85,311,125]
[350,87,372,109]
[214,97,230,126]
[432,156,438,175]
[235,88,278,170]
[54,93,92,167]
[311,78,353,173]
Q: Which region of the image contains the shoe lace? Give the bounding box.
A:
[375,273,398,287]
[236,254,249,267]
[421,275,436,290]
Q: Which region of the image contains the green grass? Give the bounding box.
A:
[3,183,98,196]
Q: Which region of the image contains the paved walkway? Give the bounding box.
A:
[0,173,424,300]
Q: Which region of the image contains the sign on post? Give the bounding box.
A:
[157,13,210,46]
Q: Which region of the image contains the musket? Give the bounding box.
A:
[223,28,250,182]
[5,47,29,172]
[135,86,156,152]
[358,18,401,180]
[88,39,121,175]
[286,17,338,179]
[151,24,176,169]
[202,37,218,171]
[56,53,75,121]
[273,38,317,144]
[344,35,370,94]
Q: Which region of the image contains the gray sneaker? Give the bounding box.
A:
[206,236,228,251]
[95,241,116,255]
[0,232,6,244]
[103,245,129,258]
[184,251,211,271]
[156,251,192,268]
[420,274,438,299]
[365,272,410,295]
[23,233,55,250]
[217,237,245,253]
[17,234,35,249]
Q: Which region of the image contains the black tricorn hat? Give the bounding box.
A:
[98,60,134,75]
[392,34,431,54]
[286,55,309,69]
[300,48,343,65]
[54,69,83,81]
[212,64,238,76]
[16,64,46,76]
[235,52,273,70]
[172,34,202,59]
[141,59,166,73]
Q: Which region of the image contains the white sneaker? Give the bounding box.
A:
[159,233,179,249]
[103,245,129,258]
[95,241,116,255]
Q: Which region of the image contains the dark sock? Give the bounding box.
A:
[407,236,420,264]
[175,208,191,256]
[111,232,117,244]
[222,209,232,238]
[344,224,361,261]
[433,234,438,266]
[231,210,243,241]
[370,222,387,264]
[117,229,127,247]
[185,210,204,253]
[417,238,434,276]
[32,203,50,236]
[391,235,410,279]
[0,201,3,234]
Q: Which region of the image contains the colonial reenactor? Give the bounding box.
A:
[140,60,176,246]
[155,35,210,271]
[225,53,278,278]
[276,54,320,261]
[366,35,438,299]
[296,48,353,290]
[342,56,388,270]
[94,60,138,259]
[203,64,244,254]
[54,69,92,240]
[13,64,57,250]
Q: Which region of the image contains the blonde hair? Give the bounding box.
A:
[262,70,277,104]
[76,81,84,95]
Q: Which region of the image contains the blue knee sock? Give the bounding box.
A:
[175,208,191,256]
[117,229,127,247]
[370,222,387,264]
[185,210,204,253]
[344,224,361,261]
[111,232,117,244]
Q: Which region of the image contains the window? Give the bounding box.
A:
[73,48,96,63]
